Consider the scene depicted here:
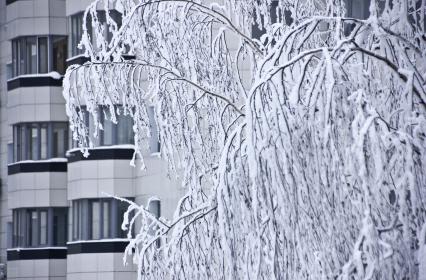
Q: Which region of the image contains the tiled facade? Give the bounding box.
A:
[0,0,183,279]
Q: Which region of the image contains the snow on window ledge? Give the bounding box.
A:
[8,158,68,166]
[7,71,63,82]
[7,246,67,251]
[67,238,131,245]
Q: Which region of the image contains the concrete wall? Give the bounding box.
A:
[7,87,67,125]
[0,0,10,271]
[6,0,67,39]
[67,252,136,280]
[8,258,66,280]
[68,159,135,201]
[8,170,67,209]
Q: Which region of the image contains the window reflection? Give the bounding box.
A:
[72,198,133,241]
[12,208,67,248]
[11,36,68,77]
[13,122,69,162]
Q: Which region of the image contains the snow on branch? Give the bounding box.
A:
[63,0,426,279]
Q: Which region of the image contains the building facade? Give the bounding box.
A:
[0,1,184,279]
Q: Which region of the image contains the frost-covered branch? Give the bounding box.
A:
[63,0,426,279]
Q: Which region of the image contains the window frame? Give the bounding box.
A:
[72,198,134,241]
[12,207,68,248]
[12,122,69,162]
[69,10,122,58]
[74,106,135,148]
[11,35,68,78]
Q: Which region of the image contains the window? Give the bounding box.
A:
[13,122,69,162]
[11,36,68,78]
[345,0,370,19]
[12,208,68,248]
[344,0,371,34]
[75,106,135,148]
[72,198,133,241]
[251,1,292,40]
[148,200,161,247]
[70,10,122,58]
[52,37,67,74]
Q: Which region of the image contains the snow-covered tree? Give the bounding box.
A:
[63,0,426,279]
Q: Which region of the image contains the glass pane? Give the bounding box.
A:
[116,200,129,238]
[19,38,25,75]
[102,110,114,146]
[52,37,67,74]
[71,14,83,56]
[53,208,67,246]
[26,37,37,74]
[19,210,25,246]
[79,200,86,239]
[30,211,38,246]
[52,123,68,158]
[88,112,100,146]
[103,201,110,238]
[38,37,48,73]
[13,126,19,162]
[40,124,48,159]
[20,125,26,160]
[91,201,100,239]
[147,201,160,240]
[117,113,134,144]
[12,40,18,76]
[13,211,18,247]
[149,200,161,218]
[39,211,47,245]
[72,201,79,240]
[30,125,38,160]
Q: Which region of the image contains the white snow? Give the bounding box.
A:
[62,0,426,279]
[8,158,67,166]
[7,71,62,81]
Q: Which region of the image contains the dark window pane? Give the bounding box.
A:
[12,211,18,247]
[53,208,67,246]
[117,200,129,238]
[52,123,68,158]
[12,40,18,76]
[20,125,26,160]
[71,14,83,56]
[38,37,48,73]
[19,38,25,75]
[72,201,79,240]
[52,37,67,74]
[117,114,134,144]
[13,126,19,162]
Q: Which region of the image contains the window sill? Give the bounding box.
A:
[8,158,68,175]
[67,239,130,254]
[67,145,135,163]
[7,247,67,261]
[7,72,63,91]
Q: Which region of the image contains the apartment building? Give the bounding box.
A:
[0,0,373,279]
[0,0,183,279]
